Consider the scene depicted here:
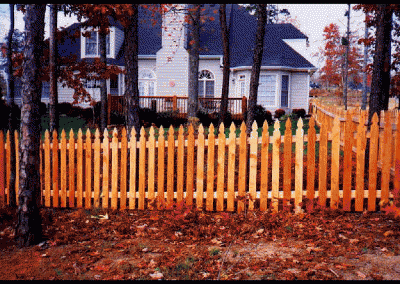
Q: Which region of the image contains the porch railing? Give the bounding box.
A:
[108,95,248,124]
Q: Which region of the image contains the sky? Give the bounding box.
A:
[0,4,367,69]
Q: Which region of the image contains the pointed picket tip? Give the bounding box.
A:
[198,123,204,135]
[229,122,236,133]
[240,121,246,133]
[129,127,136,139]
[95,128,100,138]
[178,124,184,135]
[297,117,303,129]
[61,129,67,138]
[77,128,83,137]
[252,120,258,131]
[52,130,58,140]
[372,112,379,125]
[86,128,91,137]
[219,122,225,134]
[209,123,215,135]
[285,117,292,128]
[168,125,174,135]
[103,128,109,138]
[274,119,280,130]
[68,129,74,139]
[262,120,269,129]
[44,129,50,139]
[140,126,145,136]
[188,123,194,135]
[159,125,165,136]
[149,126,155,136]
[121,127,127,136]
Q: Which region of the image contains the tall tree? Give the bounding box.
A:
[369,4,393,122]
[246,4,267,131]
[218,4,230,126]
[6,3,17,208]
[99,27,108,131]
[123,4,140,137]
[187,4,201,120]
[15,4,46,247]
[49,4,59,132]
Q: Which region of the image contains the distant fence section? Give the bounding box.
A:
[108,95,247,124]
[1,105,399,212]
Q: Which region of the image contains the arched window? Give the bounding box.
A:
[198,70,214,98]
[139,69,156,96]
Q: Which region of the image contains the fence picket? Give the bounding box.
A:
[120,128,127,210]
[111,128,119,209]
[138,127,146,210]
[167,126,174,206]
[15,131,19,205]
[217,123,226,211]
[394,112,400,202]
[343,111,353,211]
[356,111,366,211]
[196,125,205,209]
[272,120,280,213]
[157,126,165,209]
[249,121,258,211]
[260,121,269,211]
[52,131,59,208]
[94,129,101,209]
[283,118,292,208]
[227,123,236,212]
[0,131,4,206]
[295,118,304,212]
[319,115,328,207]
[238,122,247,213]
[186,124,195,206]
[68,129,75,208]
[44,130,51,207]
[85,129,92,209]
[76,129,83,208]
[368,114,379,211]
[306,116,316,209]
[61,130,67,207]
[381,114,392,205]
[148,127,155,209]
[177,126,184,203]
[103,129,110,209]
[331,116,340,209]
[129,128,136,209]
[206,124,215,211]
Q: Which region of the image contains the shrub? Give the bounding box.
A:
[253,105,273,126]
[274,109,285,119]
[58,102,73,115]
[292,108,306,119]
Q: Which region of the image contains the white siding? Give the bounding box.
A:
[290,72,309,110]
[156,47,188,97]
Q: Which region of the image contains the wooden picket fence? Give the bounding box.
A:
[0,110,400,213]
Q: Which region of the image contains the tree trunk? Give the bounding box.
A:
[99,28,108,131]
[49,4,59,132]
[218,4,231,126]
[124,4,140,138]
[6,3,16,208]
[15,4,46,248]
[369,4,393,124]
[361,12,369,111]
[246,4,267,131]
[187,4,200,119]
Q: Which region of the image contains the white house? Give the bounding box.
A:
[13,4,317,114]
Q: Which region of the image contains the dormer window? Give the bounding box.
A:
[81,27,113,58]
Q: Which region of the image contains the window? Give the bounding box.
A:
[239,75,245,97]
[198,70,214,98]
[41,81,50,98]
[139,69,156,96]
[281,75,289,107]
[83,30,110,57]
[257,75,276,106]
[83,79,100,88]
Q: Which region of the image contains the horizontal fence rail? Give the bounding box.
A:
[1,109,400,213]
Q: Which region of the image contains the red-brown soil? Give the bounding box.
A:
[1,204,400,280]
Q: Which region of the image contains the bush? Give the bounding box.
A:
[274,109,285,119]
[253,105,273,126]
[292,108,306,119]
[58,102,73,115]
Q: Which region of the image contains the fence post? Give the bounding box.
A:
[173,95,177,113]
[242,96,247,121]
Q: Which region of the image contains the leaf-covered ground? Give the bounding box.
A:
[1,203,400,280]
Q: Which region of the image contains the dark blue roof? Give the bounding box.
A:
[58,4,315,69]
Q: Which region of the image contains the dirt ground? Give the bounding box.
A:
[1,203,400,280]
